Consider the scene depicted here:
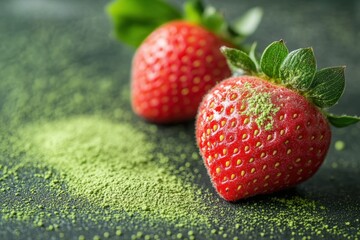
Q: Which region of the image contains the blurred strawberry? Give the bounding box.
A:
[107,0,262,123]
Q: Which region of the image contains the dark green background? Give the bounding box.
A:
[0,0,359,239]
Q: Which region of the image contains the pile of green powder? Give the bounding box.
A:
[19,116,208,226]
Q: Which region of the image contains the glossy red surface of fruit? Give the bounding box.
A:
[196,76,331,201]
[131,20,232,123]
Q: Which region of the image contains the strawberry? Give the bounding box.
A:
[195,40,360,201]
[130,20,233,123]
[106,0,263,123]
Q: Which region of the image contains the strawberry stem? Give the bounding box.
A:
[183,0,205,24]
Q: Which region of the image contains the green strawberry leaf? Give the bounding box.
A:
[279,48,316,91]
[106,0,181,47]
[308,66,345,108]
[202,6,226,34]
[183,0,205,24]
[260,40,289,79]
[231,7,263,37]
[326,113,360,128]
[249,42,260,70]
[183,0,228,38]
[222,40,358,130]
[184,2,263,45]
[220,46,257,74]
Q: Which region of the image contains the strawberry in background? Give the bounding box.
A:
[106,0,262,123]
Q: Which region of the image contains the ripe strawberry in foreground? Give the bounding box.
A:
[196,40,360,201]
[107,0,262,123]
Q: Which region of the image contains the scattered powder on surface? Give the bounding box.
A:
[0,7,359,239]
[19,116,209,226]
[334,140,346,151]
[0,116,358,239]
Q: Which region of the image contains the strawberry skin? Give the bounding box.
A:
[131,20,232,123]
[196,76,331,201]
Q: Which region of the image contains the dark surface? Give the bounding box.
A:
[0,0,359,239]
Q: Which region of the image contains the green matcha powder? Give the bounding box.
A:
[22,116,207,224]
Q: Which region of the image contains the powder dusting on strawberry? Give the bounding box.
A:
[196,40,360,201]
[107,0,263,123]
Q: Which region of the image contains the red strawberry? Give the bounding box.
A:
[131,20,232,123]
[196,40,360,201]
[106,0,263,123]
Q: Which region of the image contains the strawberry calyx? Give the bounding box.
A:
[220,40,360,127]
[183,0,263,46]
[106,0,262,47]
